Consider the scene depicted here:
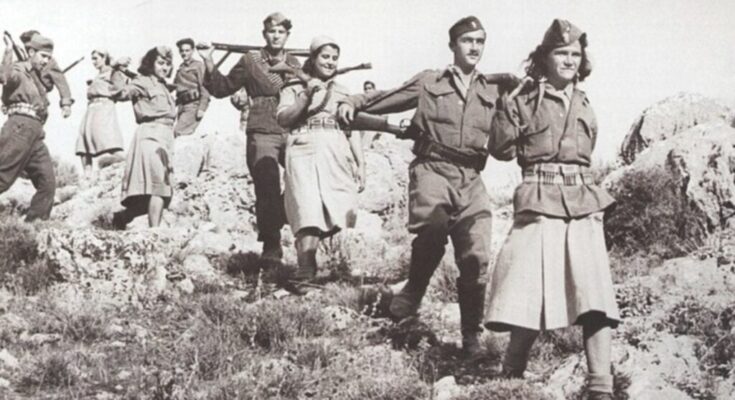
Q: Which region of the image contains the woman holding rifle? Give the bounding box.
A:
[276,36,365,286]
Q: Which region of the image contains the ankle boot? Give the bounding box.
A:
[457,281,486,358]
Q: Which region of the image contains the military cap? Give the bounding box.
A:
[263,12,293,31]
[20,30,40,44]
[449,16,484,42]
[176,38,195,49]
[541,19,586,48]
[309,35,339,55]
[27,35,54,53]
[156,46,173,63]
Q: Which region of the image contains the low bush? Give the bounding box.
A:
[605,166,707,259]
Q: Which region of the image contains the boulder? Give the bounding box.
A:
[606,121,735,232]
[619,93,732,165]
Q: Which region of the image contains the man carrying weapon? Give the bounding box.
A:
[2,30,74,118]
[197,12,301,261]
[173,38,210,137]
[0,35,58,221]
[338,16,501,359]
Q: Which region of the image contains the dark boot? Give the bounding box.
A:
[389,236,445,320]
[587,392,613,400]
[457,281,486,359]
[261,236,283,261]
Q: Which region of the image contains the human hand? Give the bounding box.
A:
[112,56,131,69]
[196,109,205,121]
[195,42,214,61]
[337,103,355,125]
[306,78,326,95]
[61,105,71,118]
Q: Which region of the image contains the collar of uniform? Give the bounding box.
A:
[442,64,481,83]
[260,48,286,64]
[543,82,573,102]
[20,61,33,73]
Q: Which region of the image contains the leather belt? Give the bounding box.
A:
[292,116,341,134]
[6,103,43,122]
[413,137,488,171]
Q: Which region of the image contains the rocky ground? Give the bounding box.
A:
[0,93,733,399]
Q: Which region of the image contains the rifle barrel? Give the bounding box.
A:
[210,42,310,57]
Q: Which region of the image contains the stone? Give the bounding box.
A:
[323,305,358,332]
[0,313,30,335]
[619,93,732,165]
[0,349,19,370]
[0,377,9,388]
[172,135,208,179]
[433,375,461,400]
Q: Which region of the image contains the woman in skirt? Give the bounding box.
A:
[75,49,124,178]
[276,36,365,282]
[110,46,176,229]
[485,19,619,400]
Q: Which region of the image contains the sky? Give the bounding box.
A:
[1,0,734,179]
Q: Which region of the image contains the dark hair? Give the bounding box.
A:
[91,50,111,66]
[138,47,172,78]
[176,38,195,50]
[302,44,340,77]
[524,35,591,82]
[363,80,375,89]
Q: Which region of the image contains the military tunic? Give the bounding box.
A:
[173,59,210,137]
[485,83,620,332]
[0,60,55,221]
[204,49,300,243]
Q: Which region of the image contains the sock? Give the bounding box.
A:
[588,373,613,394]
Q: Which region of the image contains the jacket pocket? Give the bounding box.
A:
[424,84,455,124]
[576,118,593,162]
[521,124,553,160]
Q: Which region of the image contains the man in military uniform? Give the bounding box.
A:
[173,38,210,137]
[199,12,300,260]
[1,30,73,119]
[0,35,58,221]
[338,16,498,358]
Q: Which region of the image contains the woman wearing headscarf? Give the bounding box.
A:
[75,49,124,178]
[485,19,619,400]
[276,36,365,284]
[110,46,177,229]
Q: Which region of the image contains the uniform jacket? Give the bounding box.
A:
[174,59,210,112]
[342,67,498,158]
[204,49,300,135]
[489,82,615,217]
[85,66,118,100]
[2,49,73,108]
[111,71,176,123]
[1,60,50,121]
[277,79,350,127]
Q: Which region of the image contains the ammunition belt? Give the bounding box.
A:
[176,89,200,105]
[292,116,341,134]
[413,137,488,171]
[6,103,43,122]
[522,163,593,186]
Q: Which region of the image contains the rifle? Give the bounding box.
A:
[61,56,84,73]
[484,72,533,103]
[199,42,311,69]
[268,61,372,82]
[3,31,27,61]
[348,112,411,138]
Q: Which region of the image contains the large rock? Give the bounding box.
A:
[606,121,735,232]
[619,93,732,165]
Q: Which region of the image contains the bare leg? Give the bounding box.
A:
[148,195,165,227]
[584,321,613,394]
[81,155,93,176]
[503,327,540,377]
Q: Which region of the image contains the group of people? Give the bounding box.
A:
[0,12,619,399]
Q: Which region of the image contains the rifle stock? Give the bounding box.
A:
[268,61,372,82]
[4,31,27,61]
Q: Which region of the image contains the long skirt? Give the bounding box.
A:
[284,128,357,237]
[75,99,124,157]
[485,211,620,331]
[120,121,174,208]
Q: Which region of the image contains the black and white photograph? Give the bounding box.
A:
[0,0,734,398]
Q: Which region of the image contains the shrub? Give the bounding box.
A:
[20,351,81,391]
[605,166,707,259]
[241,298,329,351]
[0,216,51,294]
[52,157,79,188]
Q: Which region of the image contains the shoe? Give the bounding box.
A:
[588,391,614,400]
[462,332,485,360]
[388,289,424,322]
[112,211,129,230]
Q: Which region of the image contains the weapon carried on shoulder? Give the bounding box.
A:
[268,61,372,83]
[199,42,311,69]
[3,31,28,61]
[349,112,411,138]
[484,72,533,103]
[61,56,85,74]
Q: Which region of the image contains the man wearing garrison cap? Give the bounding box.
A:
[338,16,501,359]
[0,34,59,221]
[198,12,301,260]
[173,37,210,137]
[1,30,74,118]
